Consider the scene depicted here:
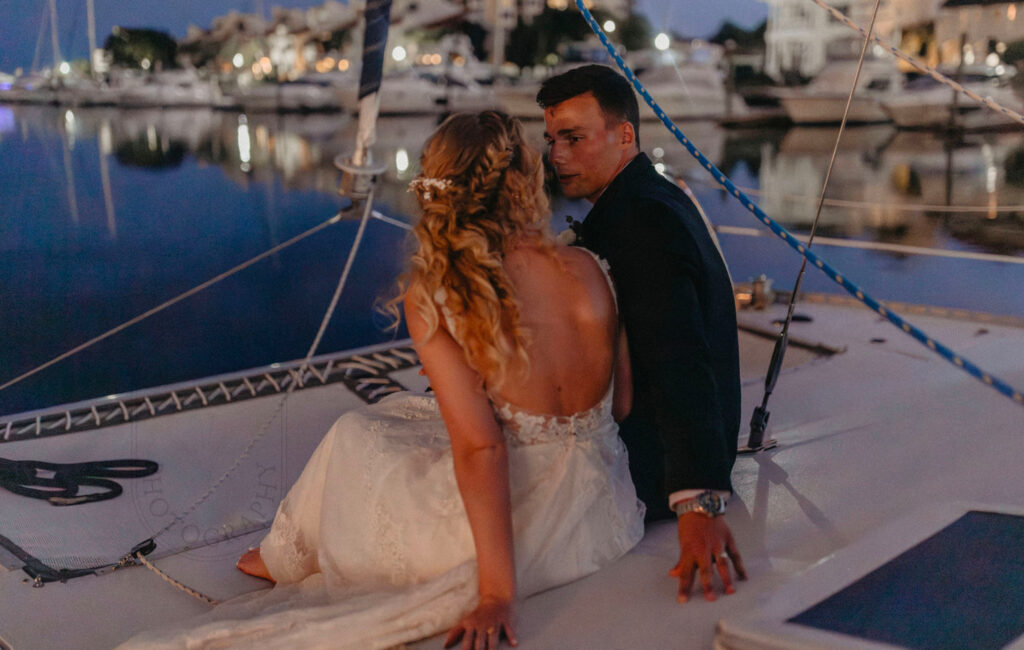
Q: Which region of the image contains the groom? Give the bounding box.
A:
[537,65,745,602]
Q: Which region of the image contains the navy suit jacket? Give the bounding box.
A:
[581,153,740,520]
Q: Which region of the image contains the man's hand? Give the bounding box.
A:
[669,512,747,603]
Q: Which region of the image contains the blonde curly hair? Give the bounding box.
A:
[389,111,553,389]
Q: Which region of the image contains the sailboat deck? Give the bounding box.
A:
[1,297,1022,649]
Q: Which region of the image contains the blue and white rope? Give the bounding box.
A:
[809,0,1024,127]
[573,0,1024,407]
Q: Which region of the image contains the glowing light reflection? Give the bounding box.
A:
[237,115,251,171]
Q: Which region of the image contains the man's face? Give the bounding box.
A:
[543,92,635,203]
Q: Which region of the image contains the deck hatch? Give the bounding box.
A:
[788,510,1024,649]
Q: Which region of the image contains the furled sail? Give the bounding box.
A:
[353,0,393,167]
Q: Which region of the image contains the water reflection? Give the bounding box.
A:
[743,126,1024,253]
[12,103,1024,257]
[1,104,1022,413]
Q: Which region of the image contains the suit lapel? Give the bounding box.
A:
[581,153,651,257]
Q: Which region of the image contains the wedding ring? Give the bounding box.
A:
[486,626,497,635]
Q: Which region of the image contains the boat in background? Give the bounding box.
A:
[225,72,356,113]
[633,63,749,121]
[336,67,499,115]
[880,64,1022,131]
[116,69,223,108]
[0,73,58,104]
[496,42,749,122]
[777,58,904,124]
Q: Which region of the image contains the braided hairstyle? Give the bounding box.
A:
[394,110,552,389]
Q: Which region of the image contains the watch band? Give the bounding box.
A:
[672,490,727,517]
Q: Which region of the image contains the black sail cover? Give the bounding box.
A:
[358,0,393,100]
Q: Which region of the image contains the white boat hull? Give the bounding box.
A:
[3,299,1023,649]
[780,94,890,124]
[338,72,499,115]
[881,85,1024,130]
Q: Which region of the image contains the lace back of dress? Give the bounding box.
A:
[493,249,620,446]
[492,386,615,446]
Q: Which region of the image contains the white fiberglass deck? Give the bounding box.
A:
[1,297,1022,649]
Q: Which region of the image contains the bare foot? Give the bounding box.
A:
[237,548,276,583]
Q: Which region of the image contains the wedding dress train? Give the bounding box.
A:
[120,383,645,649]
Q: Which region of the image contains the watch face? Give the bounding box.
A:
[698,491,722,513]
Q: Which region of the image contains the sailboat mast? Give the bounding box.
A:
[48,0,61,69]
[335,0,392,200]
[86,0,98,73]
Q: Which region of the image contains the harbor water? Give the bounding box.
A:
[2,103,1023,415]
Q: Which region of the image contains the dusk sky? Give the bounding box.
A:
[0,1,769,73]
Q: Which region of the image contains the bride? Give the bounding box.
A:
[122,111,644,649]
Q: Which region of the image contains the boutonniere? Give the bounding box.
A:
[556,216,585,246]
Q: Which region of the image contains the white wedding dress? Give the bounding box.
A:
[121,262,644,650]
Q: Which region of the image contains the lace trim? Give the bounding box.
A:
[361,415,411,586]
[262,508,315,583]
[491,385,614,446]
[580,249,617,310]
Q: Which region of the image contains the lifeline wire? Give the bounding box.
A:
[371,190,1024,265]
[573,0,1024,407]
[0,212,344,396]
[776,0,884,399]
[128,189,378,604]
[143,189,378,545]
[713,225,1024,266]
[688,177,1024,215]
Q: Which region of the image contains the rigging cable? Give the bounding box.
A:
[747,0,884,451]
[711,225,1024,266]
[687,177,1024,215]
[573,0,1024,409]
[130,188,378,560]
[0,212,344,396]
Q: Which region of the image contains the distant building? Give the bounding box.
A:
[453,0,631,66]
[935,1,1022,66]
[763,0,903,81]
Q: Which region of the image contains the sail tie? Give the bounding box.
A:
[0,456,157,506]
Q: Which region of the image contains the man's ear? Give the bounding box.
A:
[620,121,636,149]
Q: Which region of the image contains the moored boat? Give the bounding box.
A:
[880,65,1023,131]
[777,58,903,124]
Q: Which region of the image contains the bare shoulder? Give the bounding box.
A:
[555,244,609,288]
[505,243,603,285]
[555,243,602,269]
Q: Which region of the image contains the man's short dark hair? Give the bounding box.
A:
[536,64,640,143]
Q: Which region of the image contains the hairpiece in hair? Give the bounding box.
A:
[408,177,453,201]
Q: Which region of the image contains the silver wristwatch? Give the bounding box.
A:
[673,490,727,518]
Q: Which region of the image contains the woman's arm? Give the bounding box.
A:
[612,322,633,423]
[404,295,518,648]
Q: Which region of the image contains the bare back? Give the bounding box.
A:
[486,244,618,416]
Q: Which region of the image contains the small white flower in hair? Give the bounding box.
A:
[408,177,453,201]
[556,229,577,245]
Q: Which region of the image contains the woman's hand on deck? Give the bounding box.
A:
[444,596,518,649]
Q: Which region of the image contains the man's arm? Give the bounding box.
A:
[612,205,734,492]
[610,202,744,602]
